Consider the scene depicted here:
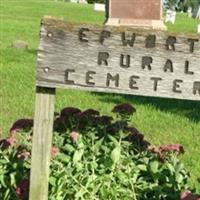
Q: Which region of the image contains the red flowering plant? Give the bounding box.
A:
[0,104,199,200]
[148,143,185,161]
[181,190,200,200]
[0,119,32,200]
[16,179,29,200]
[10,119,33,135]
[50,104,197,199]
[112,103,136,122]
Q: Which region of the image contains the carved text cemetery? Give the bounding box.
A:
[1,1,200,200]
[69,28,200,95]
[37,19,200,101]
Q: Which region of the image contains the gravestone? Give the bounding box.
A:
[165,10,176,24]
[187,7,192,18]
[71,0,87,3]
[79,0,87,4]
[198,24,200,33]
[12,40,28,49]
[106,0,166,30]
[193,0,200,19]
[94,3,105,12]
[70,0,78,3]
[196,8,200,19]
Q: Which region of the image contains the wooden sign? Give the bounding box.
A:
[37,17,200,101]
[30,17,200,200]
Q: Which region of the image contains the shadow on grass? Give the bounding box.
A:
[24,48,200,123]
[27,49,37,55]
[94,92,200,123]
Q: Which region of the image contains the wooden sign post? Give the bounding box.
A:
[29,17,200,200]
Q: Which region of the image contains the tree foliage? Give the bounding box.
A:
[87,0,105,3]
[164,0,196,11]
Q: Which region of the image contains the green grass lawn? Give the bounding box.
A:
[0,0,200,191]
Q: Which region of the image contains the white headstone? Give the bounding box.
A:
[165,10,176,24]
[71,0,87,3]
[12,40,28,49]
[70,0,78,3]
[197,24,200,33]
[94,3,105,12]
[193,0,200,19]
[187,7,192,18]
[196,7,200,19]
[79,0,87,4]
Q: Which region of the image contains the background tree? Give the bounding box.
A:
[164,0,196,11]
[87,0,105,3]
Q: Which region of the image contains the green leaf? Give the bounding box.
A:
[49,177,56,187]
[108,135,120,147]
[150,161,159,174]
[175,163,184,173]
[76,162,83,170]
[101,145,109,153]
[116,171,127,182]
[176,173,184,183]
[10,172,16,186]
[167,163,175,173]
[4,189,11,200]
[0,175,6,188]
[73,149,84,164]
[62,144,75,152]
[57,153,70,163]
[111,146,121,163]
[137,164,147,171]
[93,138,104,154]
[132,173,139,183]
[142,157,150,164]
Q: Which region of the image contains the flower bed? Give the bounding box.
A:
[0,103,199,200]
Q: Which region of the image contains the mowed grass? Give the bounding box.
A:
[167,12,200,33]
[0,0,200,191]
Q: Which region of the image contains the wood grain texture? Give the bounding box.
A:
[36,17,200,101]
[29,87,55,200]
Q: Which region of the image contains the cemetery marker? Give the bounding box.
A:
[36,17,200,101]
[29,2,200,200]
[106,0,166,30]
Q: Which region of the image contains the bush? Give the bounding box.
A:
[164,0,196,11]
[0,103,199,200]
[87,0,105,4]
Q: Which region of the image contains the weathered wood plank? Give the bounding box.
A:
[36,17,200,101]
[29,87,55,200]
